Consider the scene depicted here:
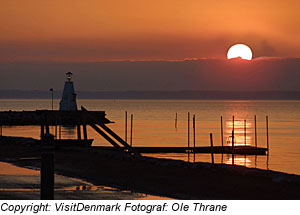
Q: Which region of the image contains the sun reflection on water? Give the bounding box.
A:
[225,119,253,146]
[225,157,252,167]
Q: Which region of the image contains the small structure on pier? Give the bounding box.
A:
[59,72,77,111]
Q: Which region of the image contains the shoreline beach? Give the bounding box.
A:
[1,136,300,199]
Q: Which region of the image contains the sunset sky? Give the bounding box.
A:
[1,0,300,61]
[0,0,300,91]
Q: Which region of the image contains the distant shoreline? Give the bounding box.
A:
[1,90,300,100]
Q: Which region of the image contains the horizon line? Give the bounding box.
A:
[1,56,300,64]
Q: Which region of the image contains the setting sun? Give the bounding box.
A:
[227,44,253,60]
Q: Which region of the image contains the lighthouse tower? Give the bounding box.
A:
[59,72,78,111]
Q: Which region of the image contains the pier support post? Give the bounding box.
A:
[59,117,62,140]
[232,130,235,165]
[232,116,235,133]
[266,116,269,153]
[40,132,54,200]
[0,120,2,136]
[254,115,257,147]
[125,111,128,142]
[54,116,58,140]
[45,125,49,134]
[130,114,133,146]
[210,133,214,166]
[40,124,45,137]
[193,115,196,162]
[244,119,247,146]
[187,112,190,162]
[175,113,178,129]
[220,116,224,147]
[77,123,81,140]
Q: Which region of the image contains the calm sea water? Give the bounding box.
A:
[1,99,300,175]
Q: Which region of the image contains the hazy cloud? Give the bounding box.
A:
[0,58,300,92]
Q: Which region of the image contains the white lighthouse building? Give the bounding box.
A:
[59,72,78,111]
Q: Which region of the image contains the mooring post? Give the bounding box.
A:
[232,115,235,133]
[40,132,54,200]
[40,115,46,137]
[125,111,128,142]
[130,114,133,146]
[77,123,81,140]
[193,114,196,162]
[41,124,45,137]
[232,130,235,165]
[46,124,50,134]
[232,116,235,165]
[187,112,190,162]
[188,112,190,148]
[59,117,62,140]
[0,120,3,136]
[210,133,214,166]
[254,115,257,147]
[220,116,224,147]
[244,119,247,146]
[175,112,178,129]
[266,115,269,153]
[54,117,58,140]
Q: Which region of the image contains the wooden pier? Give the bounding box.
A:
[0,106,141,156]
[94,145,267,155]
[0,108,269,157]
[0,109,111,125]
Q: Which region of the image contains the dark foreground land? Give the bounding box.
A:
[1,136,300,199]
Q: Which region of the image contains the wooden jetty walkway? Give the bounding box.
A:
[94,146,267,155]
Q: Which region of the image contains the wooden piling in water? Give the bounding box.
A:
[244,119,247,146]
[220,116,224,147]
[210,133,214,166]
[41,124,45,137]
[125,111,128,142]
[193,115,195,148]
[232,116,235,133]
[0,120,3,136]
[193,114,196,162]
[130,114,133,146]
[188,112,190,149]
[46,124,49,134]
[232,130,235,165]
[254,115,257,147]
[54,117,57,140]
[77,124,81,140]
[232,116,235,165]
[187,112,190,162]
[175,112,177,129]
[58,117,62,140]
[266,115,269,153]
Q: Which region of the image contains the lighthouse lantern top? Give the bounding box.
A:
[66,72,73,82]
